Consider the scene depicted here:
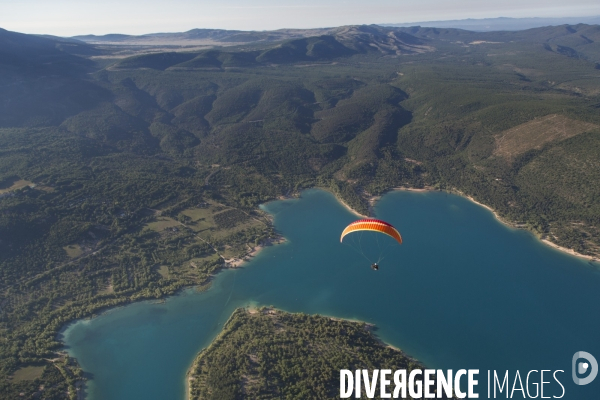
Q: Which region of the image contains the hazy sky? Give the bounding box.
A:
[1,0,599,36]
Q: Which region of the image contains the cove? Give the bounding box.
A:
[61,189,600,399]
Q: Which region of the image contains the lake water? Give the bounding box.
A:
[62,189,600,399]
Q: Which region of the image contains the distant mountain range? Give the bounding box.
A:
[70,28,338,46]
[66,19,600,58]
[68,25,436,56]
[66,16,600,46]
[385,16,600,32]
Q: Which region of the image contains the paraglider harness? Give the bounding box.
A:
[371,263,379,271]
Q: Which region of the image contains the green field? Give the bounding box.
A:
[155,265,170,279]
[0,179,32,194]
[10,366,45,382]
[63,244,84,259]
[145,217,181,232]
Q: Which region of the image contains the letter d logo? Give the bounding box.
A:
[572,351,598,385]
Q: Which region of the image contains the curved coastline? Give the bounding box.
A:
[340,185,598,263]
[222,235,286,268]
[458,192,598,262]
[337,196,368,218]
[316,187,369,218]
[184,307,414,400]
[61,187,600,400]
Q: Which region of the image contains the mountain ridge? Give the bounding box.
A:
[385,15,600,31]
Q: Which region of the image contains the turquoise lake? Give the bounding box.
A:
[62,189,600,399]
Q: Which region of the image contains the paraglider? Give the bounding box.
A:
[340,219,402,245]
[340,219,402,270]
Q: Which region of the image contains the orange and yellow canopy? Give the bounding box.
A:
[340,219,402,244]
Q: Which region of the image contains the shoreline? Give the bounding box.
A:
[222,236,286,268]
[461,193,511,227]
[185,307,417,400]
[330,185,598,263]
[215,198,289,269]
[317,187,369,218]
[60,206,290,400]
[64,186,598,400]
[338,196,369,218]
[541,239,597,262]
[460,193,597,262]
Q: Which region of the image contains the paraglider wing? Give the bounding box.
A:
[340,219,402,245]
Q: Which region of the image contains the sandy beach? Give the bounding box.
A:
[365,186,435,214]
[461,193,597,262]
[317,187,369,218]
[462,194,508,225]
[337,196,368,218]
[389,186,434,193]
[541,239,597,262]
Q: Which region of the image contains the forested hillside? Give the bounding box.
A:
[188,308,443,400]
[1,23,599,397]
